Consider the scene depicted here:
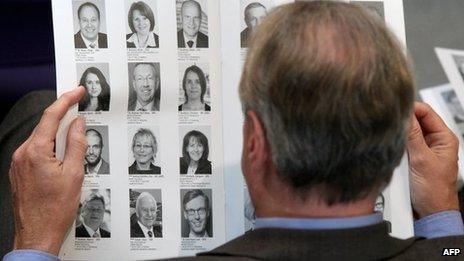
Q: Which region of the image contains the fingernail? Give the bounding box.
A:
[75,117,86,133]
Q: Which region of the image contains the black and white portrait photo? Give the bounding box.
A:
[129,189,162,238]
[453,54,464,80]
[240,1,269,48]
[75,189,111,238]
[127,62,161,111]
[85,126,110,175]
[351,1,385,20]
[176,0,209,48]
[179,126,211,175]
[178,63,211,111]
[374,193,386,213]
[125,0,159,48]
[72,0,108,49]
[441,89,464,139]
[76,63,110,112]
[128,126,161,175]
[181,189,212,238]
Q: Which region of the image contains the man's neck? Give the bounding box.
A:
[253,178,377,219]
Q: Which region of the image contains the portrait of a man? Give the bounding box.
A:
[74,2,108,49]
[85,128,110,174]
[130,192,162,238]
[177,0,209,48]
[128,63,161,111]
[240,2,267,48]
[75,193,111,238]
[181,189,212,238]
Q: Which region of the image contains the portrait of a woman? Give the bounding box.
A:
[126,1,159,48]
[178,65,211,111]
[180,130,211,174]
[78,67,110,111]
[129,128,161,174]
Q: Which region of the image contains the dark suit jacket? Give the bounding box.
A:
[172,223,464,260]
[177,30,209,48]
[75,224,110,238]
[240,27,251,48]
[126,33,159,48]
[179,157,211,174]
[85,159,110,174]
[128,161,161,174]
[130,222,162,238]
[74,31,108,49]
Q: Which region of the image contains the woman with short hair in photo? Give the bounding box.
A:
[126,1,159,48]
[180,130,211,174]
[78,67,110,111]
[129,128,161,174]
[178,65,211,111]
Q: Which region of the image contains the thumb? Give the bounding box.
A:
[406,114,428,156]
[63,117,87,176]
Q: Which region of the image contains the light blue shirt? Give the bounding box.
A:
[3,211,463,261]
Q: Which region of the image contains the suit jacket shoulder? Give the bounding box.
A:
[240,28,250,48]
[131,222,145,238]
[196,32,209,48]
[193,223,464,260]
[75,225,90,237]
[98,33,108,48]
[100,228,111,238]
[74,32,86,48]
[98,159,110,174]
[177,30,185,48]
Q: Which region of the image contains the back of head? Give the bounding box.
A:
[240,1,415,204]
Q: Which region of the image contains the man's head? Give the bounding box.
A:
[240,2,415,207]
[81,193,105,231]
[183,189,210,236]
[244,2,267,30]
[181,0,202,38]
[132,63,160,106]
[136,192,157,229]
[77,2,101,42]
[85,129,103,167]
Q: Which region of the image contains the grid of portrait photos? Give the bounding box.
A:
[55,0,224,258]
[55,0,410,259]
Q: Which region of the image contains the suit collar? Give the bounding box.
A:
[199,222,421,260]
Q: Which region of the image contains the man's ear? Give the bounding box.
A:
[183,210,188,220]
[243,110,268,166]
[242,110,271,186]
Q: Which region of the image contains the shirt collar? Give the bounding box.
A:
[137,220,154,237]
[183,31,197,48]
[127,33,157,48]
[83,222,101,237]
[80,31,99,49]
[255,212,383,231]
[135,99,154,111]
[85,158,103,174]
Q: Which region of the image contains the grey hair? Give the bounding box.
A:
[136,192,157,216]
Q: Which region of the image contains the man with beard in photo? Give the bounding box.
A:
[84,129,110,174]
